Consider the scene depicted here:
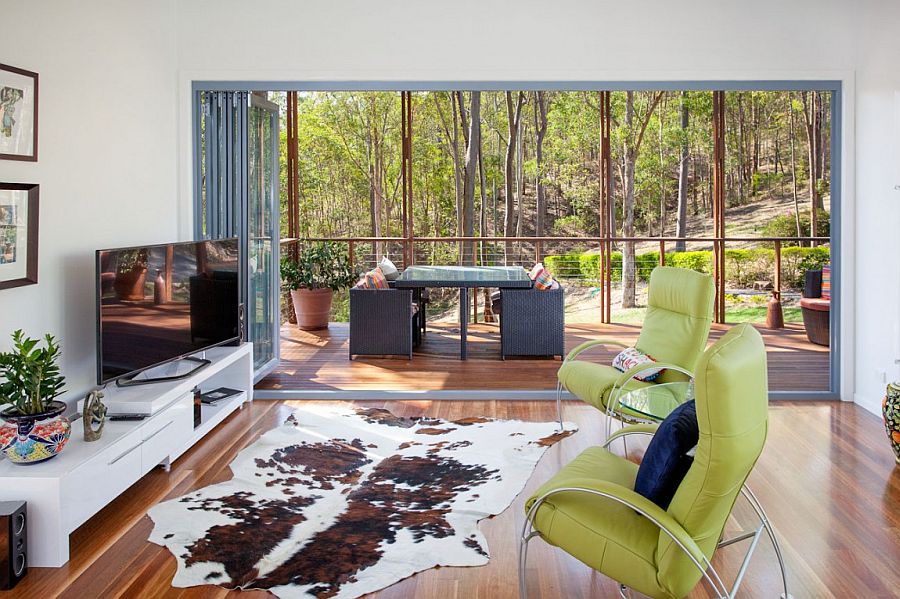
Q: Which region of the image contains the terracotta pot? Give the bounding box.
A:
[884,382,900,464]
[113,267,148,301]
[290,288,333,331]
[0,401,72,465]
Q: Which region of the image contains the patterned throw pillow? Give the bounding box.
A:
[358,267,390,289]
[821,264,831,300]
[612,347,663,381]
[529,262,559,291]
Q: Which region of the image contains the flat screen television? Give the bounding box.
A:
[96,238,241,386]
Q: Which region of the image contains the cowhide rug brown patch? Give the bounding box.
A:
[148,405,576,598]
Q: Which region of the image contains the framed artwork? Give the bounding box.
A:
[0,183,39,290]
[0,64,38,161]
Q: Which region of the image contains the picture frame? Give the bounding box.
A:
[0,183,39,290]
[0,63,39,162]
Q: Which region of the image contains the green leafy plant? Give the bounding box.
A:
[115,248,148,274]
[0,330,67,416]
[281,242,357,292]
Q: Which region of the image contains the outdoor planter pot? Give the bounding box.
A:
[291,288,333,331]
[114,266,148,301]
[0,400,72,464]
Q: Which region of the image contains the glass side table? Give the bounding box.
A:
[613,380,694,423]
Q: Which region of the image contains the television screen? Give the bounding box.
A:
[96,238,240,385]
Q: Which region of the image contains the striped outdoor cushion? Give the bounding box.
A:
[821,265,831,300]
[533,268,557,291]
[358,267,390,289]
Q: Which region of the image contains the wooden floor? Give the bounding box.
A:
[13,399,899,599]
[258,322,831,393]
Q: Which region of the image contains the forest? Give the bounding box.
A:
[278,89,832,310]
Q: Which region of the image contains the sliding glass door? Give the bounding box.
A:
[195,91,280,379]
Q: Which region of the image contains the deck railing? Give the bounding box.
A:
[281,235,830,324]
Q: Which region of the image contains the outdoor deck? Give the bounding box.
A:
[256,321,830,394]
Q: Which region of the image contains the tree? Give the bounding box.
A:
[504,91,525,261]
[620,91,663,308]
[461,92,480,265]
[533,91,549,237]
[675,91,689,252]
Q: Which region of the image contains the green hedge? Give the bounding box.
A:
[543,246,829,289]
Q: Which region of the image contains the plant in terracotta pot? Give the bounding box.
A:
[281,242,357,331]
[113,248,149,301]
[0,330,70,464]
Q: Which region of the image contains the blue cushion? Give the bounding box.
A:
[633,400,698,509]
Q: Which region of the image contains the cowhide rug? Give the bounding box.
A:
[147,405,576,598]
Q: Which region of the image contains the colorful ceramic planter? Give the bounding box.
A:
[884,382,900,464]
[0,401,71,465]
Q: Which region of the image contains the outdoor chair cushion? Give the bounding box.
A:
[634,400,698,509]
[821,264,831,300]
[799,297,830,312]
[357,267,390,289]
[379,256,400,281]
[525,446,662,596]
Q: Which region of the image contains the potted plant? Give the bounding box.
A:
[281,242,357,330]
[113,248,149,301]
[0,330,70,464]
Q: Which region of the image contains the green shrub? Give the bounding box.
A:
[762,211,830,243]
[544,253,582,278]
[782,246,830,287]
[543,246,828,290]
[578,253,602,281]
[667,251,712,274]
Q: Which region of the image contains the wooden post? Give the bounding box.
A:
[659,240,665,267]
[712,91,726,324]
[767,240,785,329]
[599,91,613,324]
[401,91,415,267]
[774,240,782,294]
[535,240,543,265]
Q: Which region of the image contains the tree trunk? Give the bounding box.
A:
[737,94,745,202]
[622,92,637,308]
[621,91,663,309]
[801,92,819,238]
[675,91,689,252]
[533,91,548,237]
[787,96,802,240]
[515,118,525,238]
[461,92,480,266]
[504,92,525,263]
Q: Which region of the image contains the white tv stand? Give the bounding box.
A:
[0,342,253,568]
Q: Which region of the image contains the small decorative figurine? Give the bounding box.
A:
[83,389,107,442]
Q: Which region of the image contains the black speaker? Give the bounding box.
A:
[0,501,26,590]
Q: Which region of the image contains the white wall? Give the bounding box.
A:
[0,0,178,406]
[4,0,898,414]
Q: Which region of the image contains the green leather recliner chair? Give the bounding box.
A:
[556,266,715,430]
[522,324,791,599]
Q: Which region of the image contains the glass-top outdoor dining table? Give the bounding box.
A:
[394,265,532,359]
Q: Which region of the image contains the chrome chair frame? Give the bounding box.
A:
[518,429,792,599]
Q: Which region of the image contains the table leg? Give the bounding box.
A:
[459,287,468,360]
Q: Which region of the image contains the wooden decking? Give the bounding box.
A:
[18,399,900,598]
[257,321,831,393]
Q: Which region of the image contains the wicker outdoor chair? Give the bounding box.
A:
[499,286,565,360]
[800,269,830,346]
[349,287,420,359]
